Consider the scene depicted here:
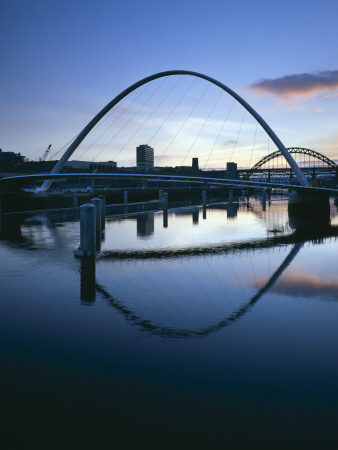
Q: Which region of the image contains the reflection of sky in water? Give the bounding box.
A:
[102,205,280,252]
[1,198,338,336]
[96,248,291,331]
[270,242,338,301]
[2,198,338,447]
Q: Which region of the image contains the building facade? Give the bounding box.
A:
[136,145,154,170]
[64,160,117,172]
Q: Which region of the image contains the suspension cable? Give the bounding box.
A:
[128,77,199,167]
[48,134,80,161]
[248,121,258,169]
[229,110,246,162]
[156,82,210,166]
[203,98,235,170]
[180,89,223,167]
[107,77,175,162]
[84,77,167,163]
[148,77,197,148]
[76,86,149,160]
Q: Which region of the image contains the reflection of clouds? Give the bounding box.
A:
[256,272,338,300]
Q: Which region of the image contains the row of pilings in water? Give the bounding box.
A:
[73,188,225,257]
[74,189,209,257]
[73,187,330,258]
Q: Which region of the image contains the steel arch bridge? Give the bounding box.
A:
[40,69,309,190]
[251,147,338,171]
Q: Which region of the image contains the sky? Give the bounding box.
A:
[1,0,338,169]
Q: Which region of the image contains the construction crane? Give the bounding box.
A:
[40,144,52,162]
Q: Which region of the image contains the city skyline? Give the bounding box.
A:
[1,0,338,169]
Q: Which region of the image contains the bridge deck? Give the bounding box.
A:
[1,172,337,195]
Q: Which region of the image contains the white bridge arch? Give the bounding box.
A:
[41,70,309,190]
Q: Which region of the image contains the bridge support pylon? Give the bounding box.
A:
[288,190,330,205]
[288,190,330,227]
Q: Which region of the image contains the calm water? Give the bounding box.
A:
[1,194,338,449]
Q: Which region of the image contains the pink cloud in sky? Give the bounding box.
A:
[249,70,338,100]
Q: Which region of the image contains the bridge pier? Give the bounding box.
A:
[288,190,330,205]
[262,188,267,212]
[91,198,102,235]
[163,210,168,228]
[203,205,207,220]
[73,193,78,208]
[162,192,168,212]
[202,191,207,219]
[98,194,106,230]
[202,191,207,207]
[162,192,168,228]
[288,190,330,227]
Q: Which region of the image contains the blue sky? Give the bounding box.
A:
[1,0,338,168]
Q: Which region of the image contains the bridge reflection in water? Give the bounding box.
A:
[76,196,337,338]
[90,242,303,338]
[2,194,338,448]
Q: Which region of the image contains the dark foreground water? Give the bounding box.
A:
[1,194,338,449]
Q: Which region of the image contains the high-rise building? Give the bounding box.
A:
[136,145,154,170]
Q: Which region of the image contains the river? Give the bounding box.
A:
[1,192,338,449]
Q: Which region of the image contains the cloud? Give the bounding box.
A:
[321,92,338,100]
[323,144,338,150]
[222,140,236,146]
[249,70,338,100]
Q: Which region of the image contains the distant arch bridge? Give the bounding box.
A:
[251,147,338,171]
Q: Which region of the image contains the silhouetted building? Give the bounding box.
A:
[64,160,116,172]
[0,149,25,169]
[136,145,154,170]
[225,162,238,179]
[192,157,199,171]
